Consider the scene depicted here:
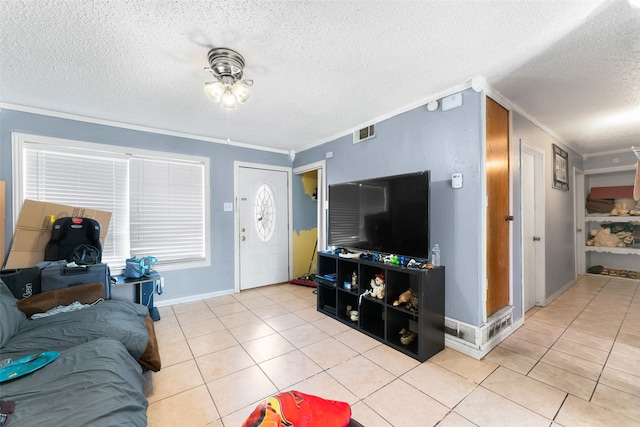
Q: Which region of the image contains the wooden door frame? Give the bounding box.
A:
[233,161,292,293]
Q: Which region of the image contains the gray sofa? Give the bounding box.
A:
[0,279,160,426]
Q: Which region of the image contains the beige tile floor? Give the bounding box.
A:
[144,275,640,426]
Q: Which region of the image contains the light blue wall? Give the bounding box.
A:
[296,89,487,326]
[511,112,584,304]
[292,174,317,232]
[0,109,291,302]
[584,151,638,170]
[2,93,584,328]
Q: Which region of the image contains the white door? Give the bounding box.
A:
[574,168,585,276]
[238,166,289,290]
[522,143,545,311]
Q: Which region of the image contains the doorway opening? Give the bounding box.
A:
[292,161,326,285]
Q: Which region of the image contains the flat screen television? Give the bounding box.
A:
[328,171,430,259]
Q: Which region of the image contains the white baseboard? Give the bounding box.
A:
[154,289,526,362]
[543,277,577,307]
[443,307,524,360]
[154,289,235,308]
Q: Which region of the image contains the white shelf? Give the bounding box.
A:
[582,165,638,274]
[586,214,640,223]
[584,164,637,175]
[585,246,640,255]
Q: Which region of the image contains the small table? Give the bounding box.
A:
[112,271,161,321]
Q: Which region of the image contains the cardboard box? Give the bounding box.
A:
[4,199,111,269]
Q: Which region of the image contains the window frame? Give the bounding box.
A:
[11,132,211,272]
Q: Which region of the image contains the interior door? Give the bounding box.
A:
[486,97,510,317]
[238,166,289,290]
[522,147,546,311]
[574,168,585,276]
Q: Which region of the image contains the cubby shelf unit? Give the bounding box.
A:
[315,252,445,362]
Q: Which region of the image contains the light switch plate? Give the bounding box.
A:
[452,173,463,188]
[224,202,233,211]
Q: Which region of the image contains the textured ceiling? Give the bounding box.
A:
[1,0,638,155]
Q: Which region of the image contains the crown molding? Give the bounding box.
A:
[0,102,288,155]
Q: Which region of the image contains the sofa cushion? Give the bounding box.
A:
[0,280,26,348]
[5,298,161,373]
[0,338,148,426]
[14,283,161,372]
[2,300,149,362]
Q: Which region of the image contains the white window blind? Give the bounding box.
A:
[23,146,130,266]
[130,158,205,264]
[18,135,208,269]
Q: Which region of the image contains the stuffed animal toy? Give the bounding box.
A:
[369,272,385,299]
[393,289,415,310]
[586,227,624,248]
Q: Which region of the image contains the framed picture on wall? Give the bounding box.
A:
[552,144,569,191]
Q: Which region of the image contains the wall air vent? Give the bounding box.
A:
[482,309,513,342]
[353,124,375,144]
[444,318,477,345]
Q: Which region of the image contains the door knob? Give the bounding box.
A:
[241,236,246,241]
[504,215,514,221]
[576,228,582,232]
[533,236,541,241]
[241,227,246,232]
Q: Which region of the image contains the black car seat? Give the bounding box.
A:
[44,217,102,264]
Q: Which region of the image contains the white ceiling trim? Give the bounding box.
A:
[582,147,639,160]
[0,102,289,155]
[293,80,476,154]
[482,87,575,154]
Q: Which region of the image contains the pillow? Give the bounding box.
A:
[0,279,27,347]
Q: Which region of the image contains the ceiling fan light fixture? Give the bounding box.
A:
[232,82,251,104]
[221,88,238,110]
[204,47,252,110]
[204,81,225,103]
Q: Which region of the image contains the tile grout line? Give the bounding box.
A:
[150,279,640,426]
[588,279,640,405]
[478,277,618,423]
[517,277,608,422]
[177,301,225,422]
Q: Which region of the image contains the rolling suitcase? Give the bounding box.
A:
[40,261,111,299]
[0,267,42,299]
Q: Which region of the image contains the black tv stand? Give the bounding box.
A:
[315,252,444,362]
